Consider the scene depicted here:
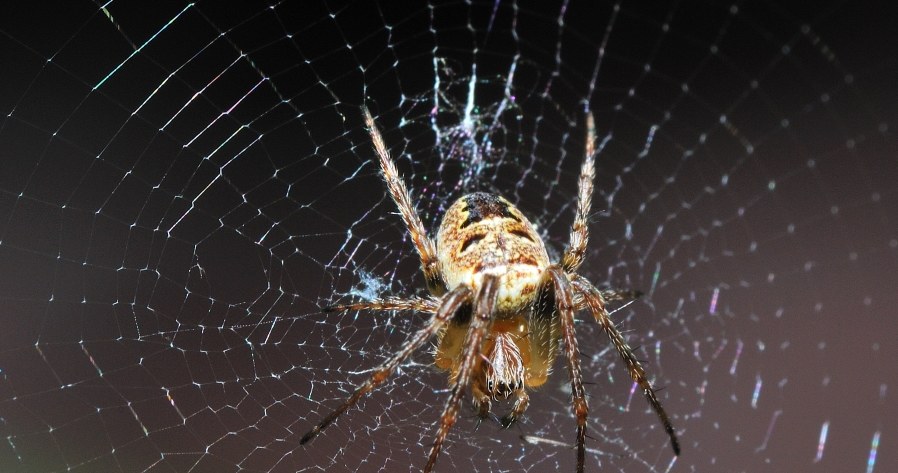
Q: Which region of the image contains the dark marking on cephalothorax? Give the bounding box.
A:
[509,229,534,242]
[459,234,485,253]
[460,192,520,228]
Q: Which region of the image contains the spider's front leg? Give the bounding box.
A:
[571,274,681,457]
[548,266,589,473]
[425,275,499,473]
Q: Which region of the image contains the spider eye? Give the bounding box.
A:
[459,234,485,253]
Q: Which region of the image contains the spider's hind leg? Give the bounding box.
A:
[561,112,597,273]
[362,107,446,295]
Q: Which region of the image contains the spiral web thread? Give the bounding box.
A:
[0,1,896,472]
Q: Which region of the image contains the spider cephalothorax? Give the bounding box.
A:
[301,108,680,473]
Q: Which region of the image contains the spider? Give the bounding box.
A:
[301,107,680,472]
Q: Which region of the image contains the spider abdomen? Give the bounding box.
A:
[436,192,549,313]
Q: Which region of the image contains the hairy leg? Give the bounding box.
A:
[571,275,680,456]
[548,266,589,473]
[573,288,642,312]
[300,285,471,445]
[599,288,643,303]
[363,107,445,294]
[561,112,597,273]
[425,275,499,473]
[322,295,440,314]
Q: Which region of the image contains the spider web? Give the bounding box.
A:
[1,1,896,472]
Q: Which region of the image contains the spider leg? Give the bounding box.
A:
[300,285,471,445]
[561,112,597,273]
[571,275,681,456]
[425,275,499,473]
[599,288,643,303]
[322,295,440,314]
[547,266,588,473]
[363,107,446,295]
[573,288,643,312]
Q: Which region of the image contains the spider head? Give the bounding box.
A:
[484,332,525,399]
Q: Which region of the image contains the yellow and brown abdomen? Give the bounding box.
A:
[436,192,549,313]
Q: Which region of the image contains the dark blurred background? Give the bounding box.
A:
[1,1,896,472]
